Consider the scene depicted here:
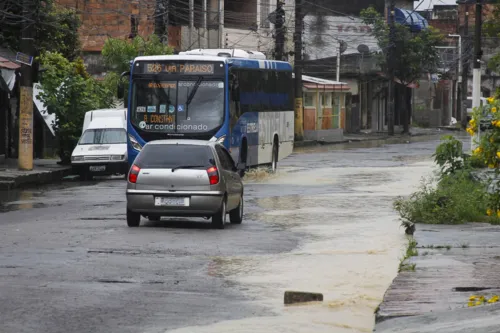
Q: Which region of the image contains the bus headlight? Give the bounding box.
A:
[216,135,226,144]
[128,134,142,151]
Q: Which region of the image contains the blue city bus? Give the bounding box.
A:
[123,49,294,173]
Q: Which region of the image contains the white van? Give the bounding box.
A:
[71,109,128,180]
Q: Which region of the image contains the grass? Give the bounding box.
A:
[399,238,418,272]
[394,171,493,225]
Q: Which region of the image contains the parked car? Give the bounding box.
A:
[71,109,128,180]
[126,140,245,229]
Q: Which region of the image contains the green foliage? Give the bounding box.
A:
[38,52,113,164]
[433,135,468,176]
[101,34,174,101]
[0,1,80,59]
[393,171,490,225]
[102,35,173,72]
[360,6,443,85]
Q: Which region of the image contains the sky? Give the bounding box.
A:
[416,0,457,10]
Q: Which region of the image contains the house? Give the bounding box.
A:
[301,75,350,142]
[0,47,56,162]
[301,0,429,133]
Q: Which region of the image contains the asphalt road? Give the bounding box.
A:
[0,134,467,333]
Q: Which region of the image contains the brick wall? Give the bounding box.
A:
[55,0,164,52]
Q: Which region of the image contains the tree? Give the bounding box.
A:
[0,0,80,59]
[101,34,174,105]
[38,52,113,164]
[361,7,443,133]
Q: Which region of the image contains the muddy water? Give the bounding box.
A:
[166,159,437,333]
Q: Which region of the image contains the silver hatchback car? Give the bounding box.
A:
[126,140,245,229]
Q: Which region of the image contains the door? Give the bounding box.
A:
[215,145,241,210]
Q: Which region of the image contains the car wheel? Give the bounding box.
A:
[148,215,161,221]
[229,195,243,224]
[127,209,141,227]
[212,198,226,229]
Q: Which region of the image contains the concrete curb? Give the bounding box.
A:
[0,167,72,190]
[293,130,455,149]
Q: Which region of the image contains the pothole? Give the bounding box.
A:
[454,287,493,292]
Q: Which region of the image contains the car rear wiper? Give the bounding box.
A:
[171,165,206,172]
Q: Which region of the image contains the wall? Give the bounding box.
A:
[55,0,155,52]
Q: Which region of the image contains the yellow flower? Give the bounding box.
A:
[493,107,498,113]
[466,127,475,136]
[497,210,500,218]
[476,300,483,306]
[488,295,500,303]
[491,137,495,143]
[468,301,475,307]
[470,118,476,126]
[487,209,493,216]
[470,295,478,301]
[488,97,495,104]
[497,152,500,159]
[473,147,483,155]
[489,163,496,169]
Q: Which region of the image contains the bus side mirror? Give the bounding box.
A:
[117,82,124,99]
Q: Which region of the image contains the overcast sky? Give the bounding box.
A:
[416,0,456,10]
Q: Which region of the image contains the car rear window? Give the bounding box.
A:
[134,144,214,169]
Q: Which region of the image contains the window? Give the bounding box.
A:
[215,145,234,170]
[321,93,332,107]
[232,68,294,113]
[260,0,271,28]
[134,144,213,169]
[79,129,127,145]
[304,93,315,107]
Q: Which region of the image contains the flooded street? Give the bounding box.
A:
[0,135,464,333]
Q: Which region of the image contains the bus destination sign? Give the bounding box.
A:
[137,61,223,75]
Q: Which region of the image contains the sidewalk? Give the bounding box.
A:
[294,127,459,148]
[374,223,500,333]
[0,159,71,190]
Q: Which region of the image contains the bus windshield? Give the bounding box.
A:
[131,79,225,134]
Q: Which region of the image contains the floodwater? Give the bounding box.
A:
[163,139,442,333]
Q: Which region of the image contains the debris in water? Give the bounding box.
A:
[284,291,323,305]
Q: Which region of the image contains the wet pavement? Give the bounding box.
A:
[0,134,465,333]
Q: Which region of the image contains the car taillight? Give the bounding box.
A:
[207,166,219,185]
[129,165,140,183]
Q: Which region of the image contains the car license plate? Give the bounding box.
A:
[89,165,106,172]
[154,197,189,207]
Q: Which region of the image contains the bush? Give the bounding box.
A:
[394,171,490,225]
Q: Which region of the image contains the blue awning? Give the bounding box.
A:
[394,8,429,32]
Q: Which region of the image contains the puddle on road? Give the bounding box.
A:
[163,161,435,333]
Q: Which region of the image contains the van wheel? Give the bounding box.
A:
[230,195,243,224]
[127,209,141,227]
[80,171,92,181]
[212,198,226,229]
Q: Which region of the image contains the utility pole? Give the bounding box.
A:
[18,0,36,170]
[155,0,169,44]
[449,34,461,121]
[189,0,194,48]
[336,41,341,82]
[274,0,285,60]
[471,0,482,151]
[387,0,395,136]
[294,0,304,141]
[218,0,224,48]
[461,7,469,128]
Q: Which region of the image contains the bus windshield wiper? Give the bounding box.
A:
[171,165,205,172]
[185,76,203,118]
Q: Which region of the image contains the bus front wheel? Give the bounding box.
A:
[239,141,247,178]
[270,138,279,173]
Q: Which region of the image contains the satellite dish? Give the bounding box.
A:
[339,40,348,54]
[357,44,370,54]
